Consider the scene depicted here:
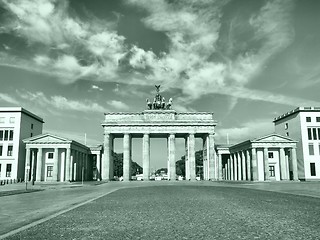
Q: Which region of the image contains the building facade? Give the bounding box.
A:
[274,107,320,180]
[225,134,298,181]
[0,107,43,181]
[23,133,93,182]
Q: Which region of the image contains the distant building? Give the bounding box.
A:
[23,133,99,182]
[0,107,44,181]
[274,107,320,180]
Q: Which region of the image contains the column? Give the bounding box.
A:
[246,150,251,181]
[143,133,150,181]
[123,133,131,181]
[96,153,101,180]
[218,153,223,180]
[291,147,298,181]
[60,150,65,182]
[230,154,234,180]
[31,150,36,182]
[263,147,269,181]
[102,132,113,181]
[168,133,176,181]
[52,148,59,181]
[202,136,208,180]
[227,158,231,180]
[185,137,190,180]
[208,133,215,180]
[251,148,258,181]
[25,148,31,181]
[279,147,286,180]
[241,151,247,180]
[234,153,238,181]
[237,152,241,180]
[65,148,71,181]
[188,133,196,181]
[36,148,43,181]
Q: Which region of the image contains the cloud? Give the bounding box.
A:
[91,85,103,91]
[0,93,19,104]
[107,100,129,111]
[18,90,106,113]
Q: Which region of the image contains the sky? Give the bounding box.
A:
[1,0,320,170]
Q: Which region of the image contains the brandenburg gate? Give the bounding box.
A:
[101,86,217,181]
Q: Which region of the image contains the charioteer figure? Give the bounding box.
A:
[146,85,173,110]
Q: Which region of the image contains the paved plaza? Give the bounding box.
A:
[1,181,320,239]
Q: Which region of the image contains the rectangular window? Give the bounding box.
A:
[308,128,312,140]
[313,128,317,140]
[0,130,3,140]
[309,144,314,155]
[7,145,13,156]
[317,117,320,122]
[0,145,2,156]
[318,129,320,140]
[47,166,53,177]
[0,117,5,123]
[286,132,289,137]
[31,123,34,130]
[4,130,8,141]
[30,133,33,137]
[6,164,12,177]
[9,117,15,123]
[269,166,275,177]
[284,123,288,130]
[310,163,316,176]
[306,117,311,122]
[268,152,274,158]
[9,130,13,141]
[48,152,54,159]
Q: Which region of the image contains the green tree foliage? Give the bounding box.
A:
[112,151,143,177]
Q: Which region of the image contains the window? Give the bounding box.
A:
[31,123,34,130]
[310,163,316,176]
[309,144,314,155]
[317,117,320,122]
[48,152,54,159]
[286,132,289,137]
[9,130,13,141]
[0,145,2,156]
[268,152,274,158]
[0,117,5,123]
[6,164,12,177]
[4,130,8,141]
[0,164,1,177]
[0,130,3,140]
[47,166,53,177]
[307,127,320,140]
[7,145,13,156]
[9,117,15,123]
[30,133,33,137]
[306,117,311,122]
[269,166,275,177]
[284,123,288,130]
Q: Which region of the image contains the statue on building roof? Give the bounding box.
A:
[146,85,173,110]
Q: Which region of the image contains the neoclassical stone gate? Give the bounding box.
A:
[101,87,217,181]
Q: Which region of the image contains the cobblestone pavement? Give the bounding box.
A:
[0,181,319,239]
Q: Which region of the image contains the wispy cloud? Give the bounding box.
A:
[0,93,19,104]
[107,100,129,111]
[17,90,106,113]
[91,84,103,91]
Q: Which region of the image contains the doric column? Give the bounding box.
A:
[102,132,113,181]
[188,133,196,181]
[291,147,298,181]
[246,150,251,181]
[279,147,286,180]
[230,154,234,180]
[31,150,36,182]
[60,150,65,182]
[218,153,223,180]
[52,148,59,181]
[237,152,241,180]
[185,137,190,180]
[227,158,230,180]
[143,133,150,181]
[168,133,176,181]
[208,133,215,180]
[241,151,246,180]
[263,147,269,181]
[36,148,43,181]
[234,153,238,181]
[96,153,101,180]
[202,135,208,180]
[25,147,31,181]
[123,133,131,181]
[251,148,258,181]
[65,148,71,181]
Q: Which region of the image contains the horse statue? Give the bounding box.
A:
[166,98,173,110]
[146,98,152,110]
